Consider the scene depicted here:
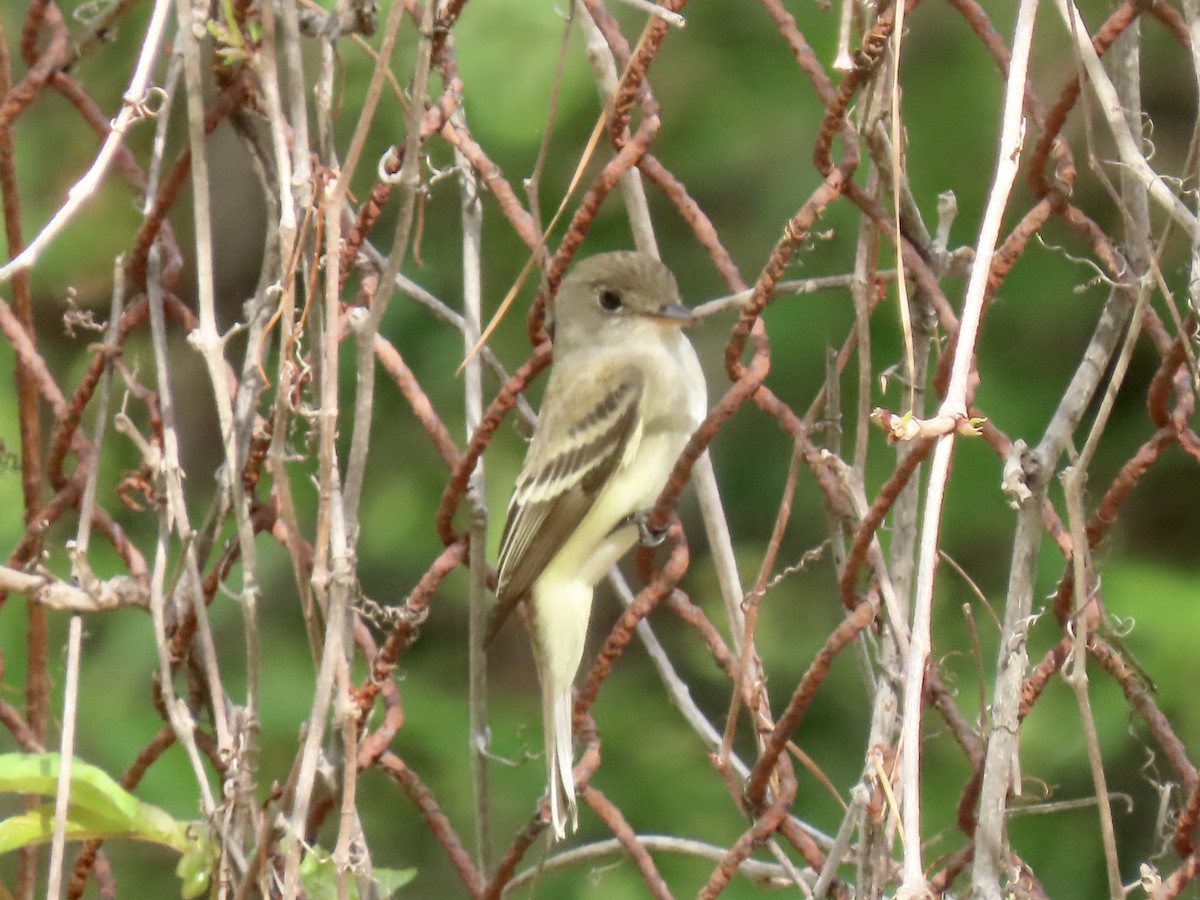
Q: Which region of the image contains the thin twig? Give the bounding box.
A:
[341,0,438,532]
[577,0,658,256]
[46,616,83,900]
[612,0,685,28]
[0,0,174,283]
[1052,0,1197,234]
[905,0,1040,891]
[1055,24,1150,900]
[456,98,494,871]
[503,834,801,894]
[282,174,350,896]
[1061,463,1122,900]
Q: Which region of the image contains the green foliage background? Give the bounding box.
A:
[2,0,1199,896]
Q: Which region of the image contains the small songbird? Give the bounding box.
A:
[494,251,707,839]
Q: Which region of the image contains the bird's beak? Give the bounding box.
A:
[647,302,696,326]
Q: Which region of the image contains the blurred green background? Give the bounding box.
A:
[2,0,1200,896]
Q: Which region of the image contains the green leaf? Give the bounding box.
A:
[374,867,418,895]
[0,753,191,853]
[0,753,212,896]
[299,846,416,899]
[0,806,94,851]
[176,839,216,900]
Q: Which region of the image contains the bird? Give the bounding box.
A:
[493,250,707,839]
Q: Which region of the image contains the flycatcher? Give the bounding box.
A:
[494,251,707,839]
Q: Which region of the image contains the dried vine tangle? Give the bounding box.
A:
[0,0,1199,897]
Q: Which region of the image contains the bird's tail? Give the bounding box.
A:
[542,675,577,839]
[531,577,591,838]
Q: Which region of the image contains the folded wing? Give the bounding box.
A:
[489,370,644,640]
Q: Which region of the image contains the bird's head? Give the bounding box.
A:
[547,251,693,348]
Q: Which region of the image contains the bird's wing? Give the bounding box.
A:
[488,366,645,642]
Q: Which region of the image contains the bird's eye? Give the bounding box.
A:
[598,289,623,311]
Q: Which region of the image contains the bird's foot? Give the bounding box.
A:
[634,511,668,547]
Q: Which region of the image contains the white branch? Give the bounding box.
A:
[0,0,174,283]
[900,0,1041,892]
[1053,0,1197,235]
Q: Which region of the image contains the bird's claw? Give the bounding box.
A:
[635,511,668,547]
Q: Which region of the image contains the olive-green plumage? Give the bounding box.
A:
[495,251,706,838]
